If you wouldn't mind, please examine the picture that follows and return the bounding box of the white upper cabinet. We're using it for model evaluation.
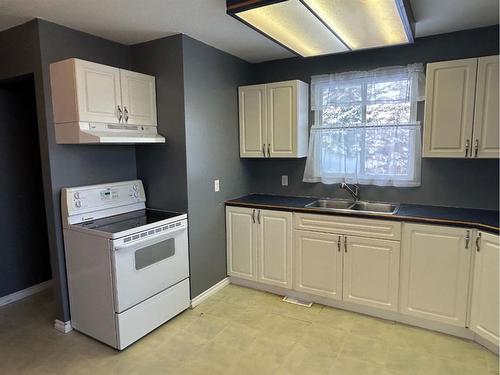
[473,56,499,158]
[238,84,267,157]
[400,223,472,326]
[423,56,499,158]
[50,58,157,126]
[239,80,308,158]
[423,58,477,158]
[470,231,499,347]
[51,59,122,124]
[294,230,343,300]
[119,69,157,126]
[343,236,400,312]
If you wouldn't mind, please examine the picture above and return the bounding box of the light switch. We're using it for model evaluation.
[281,175,288,186]
[214,179,220,192]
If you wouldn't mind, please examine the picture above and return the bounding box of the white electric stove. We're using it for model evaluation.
[61,180,190,350]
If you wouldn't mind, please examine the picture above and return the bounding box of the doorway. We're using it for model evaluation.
[0,75,52,303]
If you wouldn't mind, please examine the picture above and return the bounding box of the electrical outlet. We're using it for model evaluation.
[281,175,288,186]
[214,179,220,192]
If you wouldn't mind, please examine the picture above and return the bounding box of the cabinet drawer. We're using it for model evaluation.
[294,213,401,241]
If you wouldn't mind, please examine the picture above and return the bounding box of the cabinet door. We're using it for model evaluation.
[472,56,499,158]
[423,58,477,158]
[120,69,157,126]
[343,236,400,311]
[239,85,267,157]
[294,231,343,300]
[267,81,297,157]
[256,209,293,288]
[400,223,472,326]
[226,207,257,281]
[74,59,122,124]
[470,231,499,347]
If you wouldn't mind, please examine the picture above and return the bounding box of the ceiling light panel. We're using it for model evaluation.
[302,0,412,50]
[233,0,349,57]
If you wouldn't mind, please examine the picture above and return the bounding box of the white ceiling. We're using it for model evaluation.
[0,0,498,63]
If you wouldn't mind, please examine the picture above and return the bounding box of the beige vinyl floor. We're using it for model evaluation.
[0,284,498,375]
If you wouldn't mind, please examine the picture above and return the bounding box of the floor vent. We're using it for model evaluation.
[282,296,313,307]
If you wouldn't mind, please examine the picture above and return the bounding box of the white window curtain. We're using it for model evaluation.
[303,64,425,187]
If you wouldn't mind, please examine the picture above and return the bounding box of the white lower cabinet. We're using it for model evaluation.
[470,231,499,347]
[294,230,343,300]
[226,207,499,352]
[400,223,472,326]
[226,206,257,281]
[343,236,400,312]
[226,207,292,288]
[257,210,293,289]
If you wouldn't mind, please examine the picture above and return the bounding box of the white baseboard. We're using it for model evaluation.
[0,280,52,307]
[191,277,230,308]
[474,334,500,355]
[54,319,73,334]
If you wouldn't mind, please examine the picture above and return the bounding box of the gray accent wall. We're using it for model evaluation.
[248,26,499,210]
[131,34,189,213]
[131,35,252,298]
[182,36,252,297]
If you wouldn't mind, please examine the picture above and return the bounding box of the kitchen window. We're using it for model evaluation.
[303,64,425,187]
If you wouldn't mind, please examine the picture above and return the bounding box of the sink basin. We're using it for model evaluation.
[350,201,399,214]
[305,199,399,215]
[305,199,354,210]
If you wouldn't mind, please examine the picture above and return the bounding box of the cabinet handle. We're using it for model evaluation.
[262,144,266,157]
[251,209,255,224]
[257,210,261,224]
[465,139,470,157]
[117,105,123,122]
[344,236,347,253]
[337,236,341,252]
[474,139,479,158]
[465,230,470,249]
[124,106,129,123]
[267,144,271,158]
[476,232,482,252]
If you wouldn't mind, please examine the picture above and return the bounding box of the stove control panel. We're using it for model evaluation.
[62,180,146,224]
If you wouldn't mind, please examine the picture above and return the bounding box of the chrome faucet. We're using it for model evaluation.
[340,183,360,201]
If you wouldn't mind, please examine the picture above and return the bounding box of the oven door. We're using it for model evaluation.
[111,220,189,313]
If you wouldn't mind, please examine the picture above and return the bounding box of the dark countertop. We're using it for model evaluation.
[226,194,499,233]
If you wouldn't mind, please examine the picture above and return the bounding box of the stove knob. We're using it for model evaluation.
[75,200,82,208]
[133,184,138,191]
[74,192,80,199]
[133,191,139,198]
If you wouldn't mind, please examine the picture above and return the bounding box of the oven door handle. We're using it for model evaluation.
[114,226,186,252]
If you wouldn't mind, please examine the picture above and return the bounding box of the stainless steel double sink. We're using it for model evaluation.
[305,199,399,215]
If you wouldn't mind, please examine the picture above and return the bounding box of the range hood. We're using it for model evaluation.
[55,122,165,144]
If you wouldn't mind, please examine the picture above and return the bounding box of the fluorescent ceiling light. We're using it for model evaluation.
[302,0,414,49]
[228,0,349,57]
[227,0,415,57]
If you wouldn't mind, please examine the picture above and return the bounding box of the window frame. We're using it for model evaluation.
[312,77,420,183]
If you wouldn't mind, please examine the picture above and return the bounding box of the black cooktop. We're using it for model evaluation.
[77,209,184,234]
